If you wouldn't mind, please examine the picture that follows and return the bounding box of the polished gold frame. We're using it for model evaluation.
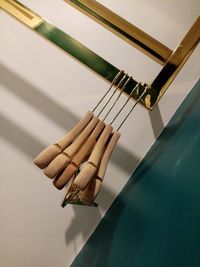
[64,0,200,108]
[1,0,200,109]
[64,0,172,65]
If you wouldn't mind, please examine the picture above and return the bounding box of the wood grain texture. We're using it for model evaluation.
[73,125,113,190]
[53,121,105,190]
[80,131,120,203]
[33,111,93,169]
[63,117,99,157]
[44,153,70,178]
[33,144,62,169]
[57,111,93,149]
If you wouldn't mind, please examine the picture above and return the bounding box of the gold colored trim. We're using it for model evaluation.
[64,0,173,65]
[0,0,146,107]
[146,16,200,109]
[0,0,199,110]
[1,0,42,28]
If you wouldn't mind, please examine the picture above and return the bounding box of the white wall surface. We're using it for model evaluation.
[0,1,199,266]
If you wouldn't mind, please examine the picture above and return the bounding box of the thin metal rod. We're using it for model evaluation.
[103,75,131,121]
[110,82,141,125]
[92,70,123,113]
[97,73,127,117]
[117,86,148,131]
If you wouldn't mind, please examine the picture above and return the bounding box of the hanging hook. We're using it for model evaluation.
[92,70,123,113]
[110,81,141,126]
[102,75,131,121]
[96,73,127,117]
[117,85,148,131]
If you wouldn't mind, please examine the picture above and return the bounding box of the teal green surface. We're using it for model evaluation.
[71,79,200,267]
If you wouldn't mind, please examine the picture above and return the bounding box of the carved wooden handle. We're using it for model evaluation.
[97,131,121,179]
[88,124,113,167]
[53,120,105,189]
[33,111,93,169]
[73,125,113,190]
[44,116,99,178]
[79,131,120,203]
[63,117,99,157]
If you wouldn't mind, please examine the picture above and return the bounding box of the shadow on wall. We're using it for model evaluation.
[0,62,151,173]
[0,62,165,250]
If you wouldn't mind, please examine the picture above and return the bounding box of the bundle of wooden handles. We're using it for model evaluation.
[33,70,146,207]
[34,111,120,206]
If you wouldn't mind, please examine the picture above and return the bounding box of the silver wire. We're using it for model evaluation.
[97,73,127,117]
[110,81,141,125]
[117,86,148,131]
[102,75,131,121]
[92,70,123,113]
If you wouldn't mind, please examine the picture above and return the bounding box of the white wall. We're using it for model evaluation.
[0,1,199,266]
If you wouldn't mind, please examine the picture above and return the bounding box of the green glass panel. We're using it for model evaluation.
[71,79,200,267]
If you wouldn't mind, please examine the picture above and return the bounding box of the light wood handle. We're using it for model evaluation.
[57,111,93,149]
[44,153,70,178]
[80,131,120,203]
[73,163,96,190]
[63,117,99,158]
[73,125,113,190]
[53,163,77,189]
[88,124,113,167]
[33,111,93,169]
[44,117,98,180]
[33,144,62,169]
[72,120,105,166]
[97,131,121,179]
[53,121,105,190]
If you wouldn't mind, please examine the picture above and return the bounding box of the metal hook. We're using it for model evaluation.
[97,73,127,117]
[117,84,148,131]
[102,75,131,121]
[92,70,123,113]
[110,81,141,126]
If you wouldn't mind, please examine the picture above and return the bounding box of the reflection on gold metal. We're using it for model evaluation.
[146,16,200,109]
[0,0,199,110]
[64,0,173,65]
[1,0,42,28]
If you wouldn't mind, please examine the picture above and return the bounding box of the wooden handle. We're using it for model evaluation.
[88,124,113,166]
[44,116,98,178]
[72,120,105,166]
[57,111,93,149]
[53,163,77,190]
[53,121,105,190]
[63,117,99,158]
[79,131,120,203]
[33,111,93,169]
[97,131,121,179]
[44,153,70,178]
[73,125,113,190]
[73,162,96,190]
[33,144,62,169]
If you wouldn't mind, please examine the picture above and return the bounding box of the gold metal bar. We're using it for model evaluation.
[1,0,42,28]
[1,0,199,111]
[0,0,146,105]
[64,0,173,65]
[145,16,200,109]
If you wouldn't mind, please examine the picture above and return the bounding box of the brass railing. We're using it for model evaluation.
[0,0,199,109]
